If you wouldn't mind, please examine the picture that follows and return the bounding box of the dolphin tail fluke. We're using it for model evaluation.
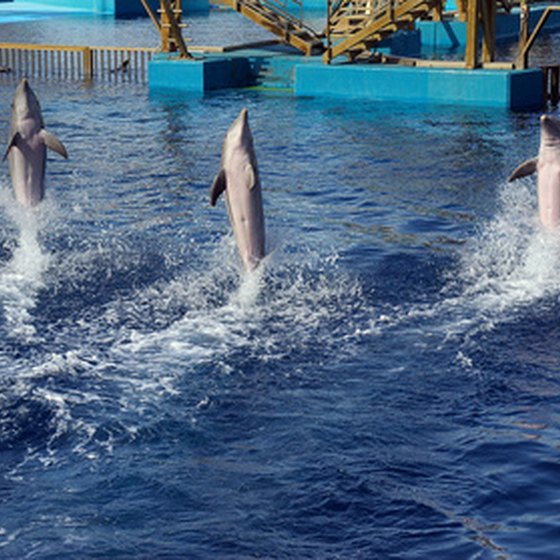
[210,169,227,206]
[508,157,538,182]
[3,132,21,162]
[40,129,68,159]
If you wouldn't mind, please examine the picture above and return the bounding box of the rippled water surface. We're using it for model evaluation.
[0,7,560,560]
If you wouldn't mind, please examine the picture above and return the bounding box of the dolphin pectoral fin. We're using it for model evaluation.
[244,163,256,190]
[210,169,227,206]
[508,157,538,182]
[40,129,68,159]
[3,132,21,161]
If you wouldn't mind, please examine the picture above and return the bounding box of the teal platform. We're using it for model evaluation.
[295,64,544,110]
[149,53,255,92]
[149,49,545,110]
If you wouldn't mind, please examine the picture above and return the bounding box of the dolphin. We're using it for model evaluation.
[4,78,68,207]
[210,108,265,271]
[509,114,560,230]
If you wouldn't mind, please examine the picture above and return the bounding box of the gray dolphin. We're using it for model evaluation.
[4,79,68,207]
[210,108,265,271]
[509,115,560,230]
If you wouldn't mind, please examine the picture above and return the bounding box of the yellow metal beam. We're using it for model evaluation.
[83,46,93,80]
[465,0,479,69]
[325,0,437,62]
[140,0,161,32]
[518,0,529,66]
[0,42,156,53]
[160,0,192,58]
[480,0,496,64]
[431,0,443,22]
[456,0,467,21]
[516,5,560,69]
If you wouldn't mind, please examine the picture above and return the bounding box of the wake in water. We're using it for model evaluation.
[0,189,68,474]
[452,178,560,327]
[110,234,367,376]
[0,189,52,343]
[371,178,560,349]
[3,171,558,465]
[0,224,371,467]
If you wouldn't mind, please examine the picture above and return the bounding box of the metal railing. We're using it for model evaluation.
[0,43,157,82]
[260,0,305,29]
[325,0,435,63]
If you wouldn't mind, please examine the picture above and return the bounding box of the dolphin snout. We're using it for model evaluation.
[540,114,560,139]
[238,107,249,124]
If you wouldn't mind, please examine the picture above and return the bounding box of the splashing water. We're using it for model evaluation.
[371,179,560,346]
[456,178,560,316]
[0,193,51,342]
[110,235,366,380]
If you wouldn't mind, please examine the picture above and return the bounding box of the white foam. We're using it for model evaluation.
[379,179,560,349]
[108,236,366,380]
[0,193,52,341]
[346,178,560,357]
[0,224,369,465]
[457,179,560,313]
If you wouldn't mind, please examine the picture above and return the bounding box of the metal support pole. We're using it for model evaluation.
[457,0,468,22]
[516,1,529,69]
[160,0,191,58]
[83,46,93,80]
[481,0,496,64]
[465,0,480,69]
[551,65,560,105]
[140,0,161,32]
[326,0,332,64]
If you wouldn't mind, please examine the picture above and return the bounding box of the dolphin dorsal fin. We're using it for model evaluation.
[39,129,68,159]
[3,131,21,161]
[508,157,538,182]
[210,169,227,206]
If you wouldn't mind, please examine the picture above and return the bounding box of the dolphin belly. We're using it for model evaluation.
[538,163,560,230]
[226,184,265,270]
[509,115,560,230]
[8,143,46,207]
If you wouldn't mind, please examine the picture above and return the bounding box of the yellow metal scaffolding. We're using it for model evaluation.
[141,0,192,58]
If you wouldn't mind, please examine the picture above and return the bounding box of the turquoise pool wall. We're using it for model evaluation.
[11,0,208,15]
[295,64,544,110]
[418,5,560,49]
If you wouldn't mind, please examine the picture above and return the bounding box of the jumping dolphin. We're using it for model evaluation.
[4,79,68,207]
[210,108,265,271]
[509,114,560,230]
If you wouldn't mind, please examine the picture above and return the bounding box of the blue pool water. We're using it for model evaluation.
[1,10,560,560]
